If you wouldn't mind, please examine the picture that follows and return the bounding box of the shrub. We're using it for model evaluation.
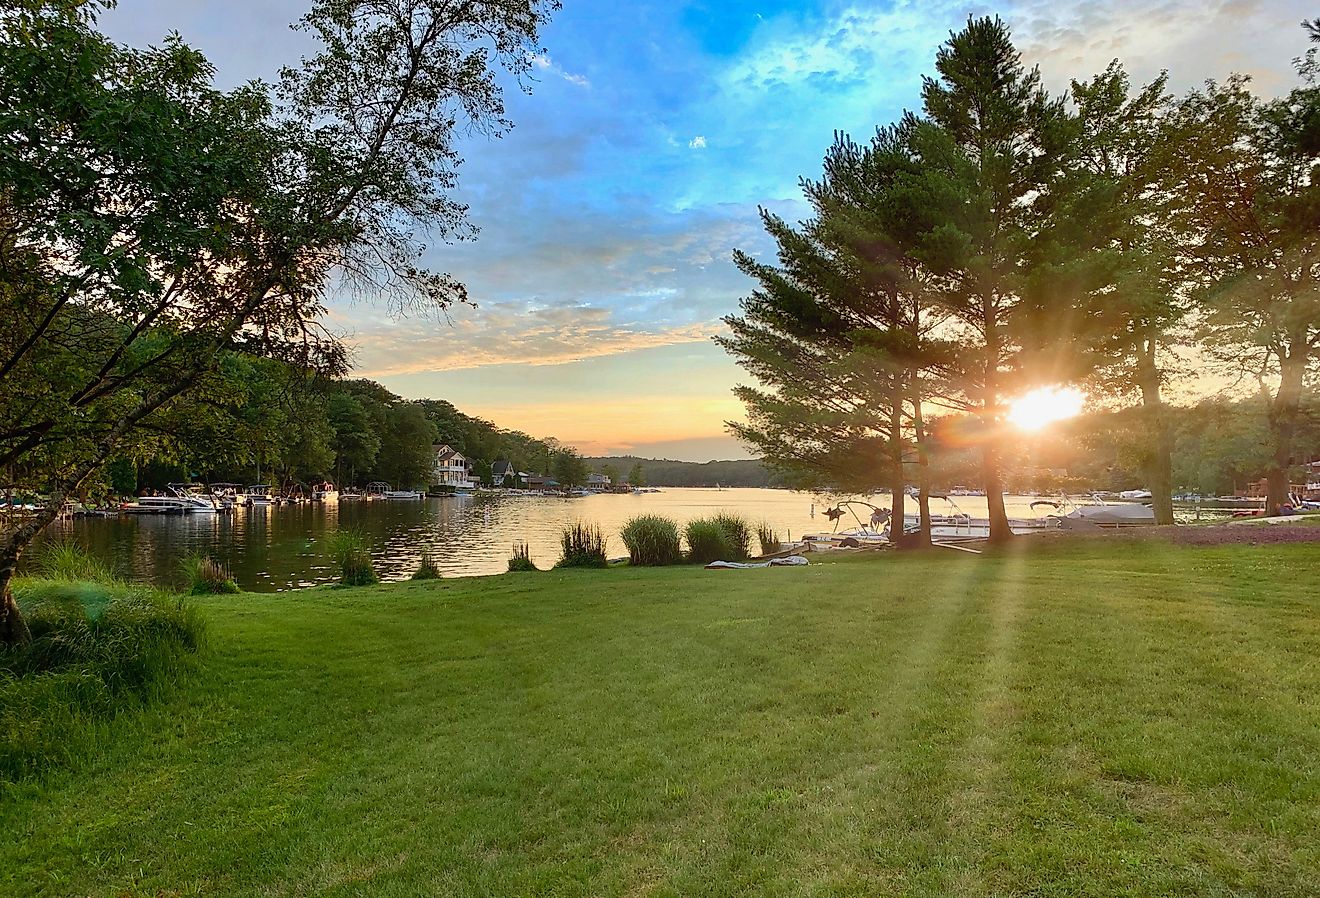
[757,521,782,556]
[181,554,240,595]
[712,512,753,561]
[411,549,442,580]
[685,513,752,564]
[684,518,735,565]
[620,515,682,566]
[508,542,539,573]
[1,582,204,782]
[556,523,608,569]
[33,541,115,584]
[325,528,378,586]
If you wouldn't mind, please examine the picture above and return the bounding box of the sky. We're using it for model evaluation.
[100,0,1310,460]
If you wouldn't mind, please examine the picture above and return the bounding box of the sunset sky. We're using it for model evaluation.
[102,1,1309,460]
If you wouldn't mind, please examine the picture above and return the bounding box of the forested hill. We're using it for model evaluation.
[587,457,771,488]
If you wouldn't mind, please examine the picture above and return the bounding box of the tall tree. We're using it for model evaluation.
[908,16,1070,541]
[721,125,940,544]
[1022,63,1184,523]
[0,0,559,642]
[1165,25,1320,515]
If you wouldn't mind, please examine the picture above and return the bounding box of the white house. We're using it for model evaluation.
[586,472,611,490]
[491,460,515,487]
[432,444,478,490]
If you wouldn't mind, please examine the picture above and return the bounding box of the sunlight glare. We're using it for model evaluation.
[1007,386,1085,431]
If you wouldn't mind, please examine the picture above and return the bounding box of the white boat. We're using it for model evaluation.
[246,484,275,505]
[1031,495,1156,528]
[311,482,339,502]
[124,484,224,514]
[367,481,423,500]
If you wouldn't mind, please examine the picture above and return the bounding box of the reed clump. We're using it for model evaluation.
[1,578,204,783]
[556,523,608,569]
[181,555,239,595]
[325,528,378,586]
[685,513,753,565]
[411,549,442,581]
[34,540,116,584]
[508,542,539,572]
[757,521,782,556]
[620,515,683,566]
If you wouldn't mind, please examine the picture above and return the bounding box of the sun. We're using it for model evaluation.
[1007,386,1086,431]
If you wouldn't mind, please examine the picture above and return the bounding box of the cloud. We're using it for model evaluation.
[530,52,591,88]
[688,135,708,149]
[348,304,723,377]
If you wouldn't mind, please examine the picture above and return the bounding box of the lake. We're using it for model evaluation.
[31,489,1219,591]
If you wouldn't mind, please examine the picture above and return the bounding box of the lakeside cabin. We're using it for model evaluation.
[432,444,478,491]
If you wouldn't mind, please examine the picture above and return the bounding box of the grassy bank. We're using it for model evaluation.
[4,540,1320,896]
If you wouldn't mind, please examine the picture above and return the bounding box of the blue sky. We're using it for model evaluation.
[101,0,1309,459]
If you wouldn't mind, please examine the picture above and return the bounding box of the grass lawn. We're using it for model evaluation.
[4,540,1320,896]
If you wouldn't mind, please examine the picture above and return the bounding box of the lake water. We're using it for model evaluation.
[32,489,1217,591]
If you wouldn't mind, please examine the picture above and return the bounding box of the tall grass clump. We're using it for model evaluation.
[712,512,753,560]
[685,513,753,564]
[757,521,782,556]
[508,542,539,572]
[556,523,608,569]
[1,582,204,782]
[181,554,239,594]
[34,541,115,584]
[411,549,442,580]
[325,528,378,586]
[620,515,682,566]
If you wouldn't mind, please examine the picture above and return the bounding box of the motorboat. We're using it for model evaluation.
[1031,494,1156,528]
[311,482,339,502]
[124,484,224,514]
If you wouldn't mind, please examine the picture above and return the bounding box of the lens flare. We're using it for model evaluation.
[1007,386,1085,431]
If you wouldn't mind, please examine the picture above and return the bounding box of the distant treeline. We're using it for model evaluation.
[587,457,772,489]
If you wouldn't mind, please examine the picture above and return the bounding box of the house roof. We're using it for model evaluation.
[433,444,462,461]
[492,460,513,474]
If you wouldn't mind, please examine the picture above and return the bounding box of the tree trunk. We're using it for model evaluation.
[982,291,1012,543]
[1137,341,1175,526]
[0,498,66,645]
[1265,351,1307,517]
[889,382,906,545]
[910,384,933,547]
[983,444,1012,543]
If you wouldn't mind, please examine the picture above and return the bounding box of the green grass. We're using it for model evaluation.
[4,540,1320,896]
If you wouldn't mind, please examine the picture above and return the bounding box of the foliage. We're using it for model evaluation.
[507,542,539,573]
[619,516,683,566]
[556,523,608,569]
[628,462,646,487]
[588,456,768,488]
[180,555,239,595]
[551,451,590,489]
[0,0,561,642]
[1,580,203,782]
[756,523,782,556]
[411,550,442,581]
[325,529,378,587]
[681,518,733,565]
[33,541,116,584]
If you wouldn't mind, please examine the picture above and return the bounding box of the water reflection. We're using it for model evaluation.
[35,489,829,591]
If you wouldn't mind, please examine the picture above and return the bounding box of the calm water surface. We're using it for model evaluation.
[33,489,1207,591]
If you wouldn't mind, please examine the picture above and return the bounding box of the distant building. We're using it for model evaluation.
[491,460,515,487]
[586,472,611,490]
[432,444,477,490]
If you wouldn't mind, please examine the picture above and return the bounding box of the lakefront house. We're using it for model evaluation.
[432,444,478,491]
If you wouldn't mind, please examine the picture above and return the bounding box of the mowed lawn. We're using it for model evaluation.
[5,541,1320,896]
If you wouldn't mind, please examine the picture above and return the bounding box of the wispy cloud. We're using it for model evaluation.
[688,135,707,149]
[349,304,722,377]
[530,52,591,88]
